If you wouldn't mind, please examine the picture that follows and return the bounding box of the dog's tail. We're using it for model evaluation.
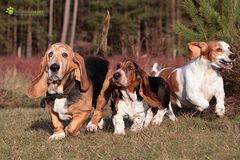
[96,11,110,58]
[150,62,160,76]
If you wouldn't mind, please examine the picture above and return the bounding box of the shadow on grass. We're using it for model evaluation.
[29,119,54,134]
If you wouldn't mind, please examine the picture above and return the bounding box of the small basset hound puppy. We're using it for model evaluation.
[110,60,175,135]
[27,12,111,140]
[152,41,237,116]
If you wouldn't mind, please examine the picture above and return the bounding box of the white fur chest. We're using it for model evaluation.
[53,98,71,120]
[182,58,224,102]
[48,87,71,120]
[117,90,147,119]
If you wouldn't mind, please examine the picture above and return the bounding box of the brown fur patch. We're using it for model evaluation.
[168,70,179,93]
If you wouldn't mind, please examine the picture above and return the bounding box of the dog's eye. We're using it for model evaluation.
[127,66,133,71]
[216,48,223,52]
[116,64,121,69]
[48,52,53,57]
[62,52,68,58]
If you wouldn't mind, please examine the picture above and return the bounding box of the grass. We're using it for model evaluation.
[0,108,240,160]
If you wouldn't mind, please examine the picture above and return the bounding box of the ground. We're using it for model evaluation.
[0,108,240,160]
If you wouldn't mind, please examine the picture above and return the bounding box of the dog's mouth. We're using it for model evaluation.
[112,78,127,87]
[48,75,61,83]
[218,59,233,69]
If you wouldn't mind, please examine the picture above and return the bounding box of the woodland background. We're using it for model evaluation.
[1,0,239,58]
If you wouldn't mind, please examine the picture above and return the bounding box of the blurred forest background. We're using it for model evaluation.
[1,0,240,58]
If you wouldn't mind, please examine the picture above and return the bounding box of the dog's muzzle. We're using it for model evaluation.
[48,63,61,83]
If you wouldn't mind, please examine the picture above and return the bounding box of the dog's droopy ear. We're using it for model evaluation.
[187,42,208,59]
[27,55,48,98]
[73,53,90,91]
[137,67,163,109]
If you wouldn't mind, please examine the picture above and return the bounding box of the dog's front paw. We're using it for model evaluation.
[114,129,125,135]
[151,108,167,125]
[97,118,104,130]
[130,125,142,132]
[86,121,98,132]
[48,132,65,140]
[216,107,225,117]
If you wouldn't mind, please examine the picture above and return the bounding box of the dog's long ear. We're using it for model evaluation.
[137,67,163,109]
[187,42,208,59]
[73,53,90,91]
[27,55,48,98]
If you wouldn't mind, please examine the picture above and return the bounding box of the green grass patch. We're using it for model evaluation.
[0,108,240,160]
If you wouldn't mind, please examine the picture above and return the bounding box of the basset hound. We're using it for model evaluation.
[152,41,237,116]
[27,12,111,140]
[110,60,176,135]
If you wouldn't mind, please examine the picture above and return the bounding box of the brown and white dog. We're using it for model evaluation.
[110,60,175,135]
[27,12,111,140]
[152,41,237,116]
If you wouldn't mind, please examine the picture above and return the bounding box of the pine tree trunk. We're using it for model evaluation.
[61,0,71,43]
[13,16,17,55]
[7,16,10,55]
[144,21,150,55]
[176,0,181,54]
[171,0,176,58]
[48,0,54,45]
[26,16,32,58]
[70,0,78,48]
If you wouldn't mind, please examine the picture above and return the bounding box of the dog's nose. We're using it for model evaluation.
[113,72,121,79]
[50,63,60,72]
[229,54,236,60]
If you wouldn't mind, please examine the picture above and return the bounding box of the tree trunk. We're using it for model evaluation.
[171,0,176,58]
[7,16,10,55]
[13,16,17,55]
[144,21,150,55]
[26,16,32,58]
[61,0,71,43]
[48,0,54,45]
[70,0,78,48]
[176,0,181,54]
[18,45,22,58]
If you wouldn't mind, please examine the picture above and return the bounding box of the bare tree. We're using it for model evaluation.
[70,0,78,48]
[61,0,71,43]
[171,0,176,58]
[26,16,32,58]
[48,0,54,45]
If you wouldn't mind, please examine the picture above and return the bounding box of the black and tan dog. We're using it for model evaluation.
[27,12,111,140]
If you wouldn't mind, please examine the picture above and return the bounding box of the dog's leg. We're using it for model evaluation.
[151,108,167,125]
[166,102,177,121]
[144,108,153,128]
[48,107,65,140]
[112,114,125,135]
[214,80,225,117]
[65,111,90,136]
[186,91,209,111]
[131,112,145,132]
[86,73,113,132]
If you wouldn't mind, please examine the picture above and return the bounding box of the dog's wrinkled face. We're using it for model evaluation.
[46,43,74,83]
[112,60,139,87]
[207,41,236,69]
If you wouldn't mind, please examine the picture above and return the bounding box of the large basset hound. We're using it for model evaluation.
[152,41,237,116]
[27,12,111,140]
[110,60,176,135]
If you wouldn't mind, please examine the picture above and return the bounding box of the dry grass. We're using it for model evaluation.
[0,108,240,160]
